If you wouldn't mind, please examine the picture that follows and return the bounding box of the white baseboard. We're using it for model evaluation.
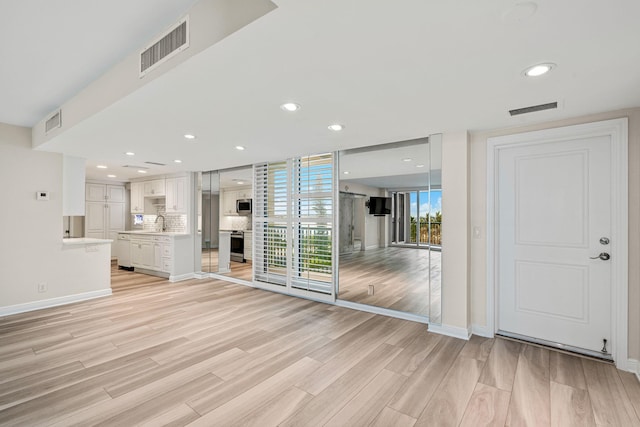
[428,323,471,340]
[471,324,493,338]
[334,300,429,324]
[0,289,112,317]
[169,273,196,282]
[626,359,640,380]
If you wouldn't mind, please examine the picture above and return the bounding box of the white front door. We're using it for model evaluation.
[496,130,616,355]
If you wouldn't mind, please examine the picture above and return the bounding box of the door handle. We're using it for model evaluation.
[590,252,610,261]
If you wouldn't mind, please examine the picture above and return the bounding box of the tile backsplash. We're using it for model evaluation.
[143,208,187,233]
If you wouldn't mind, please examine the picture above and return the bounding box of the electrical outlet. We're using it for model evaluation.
[368,284,375,296]
[38,283,47,293]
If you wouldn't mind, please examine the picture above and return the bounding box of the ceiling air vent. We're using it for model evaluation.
[45,110,62,133]
[509,102,558,116]
[140,16,189,77]
[145,161,166,166]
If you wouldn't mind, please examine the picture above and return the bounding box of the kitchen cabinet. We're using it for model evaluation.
[128,234,174,274]
[143,179,165,197]
[86,183,125,202]
[130,182,144,213]
[85,183,125,257]
[221,190,236,216]
[131,237,154,269]
[166,176,187,213]
[221,187,251,216]
[119,231,193,281]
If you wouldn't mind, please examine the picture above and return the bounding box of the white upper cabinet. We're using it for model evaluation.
[143,179,165,197]
[130,182,144,213]
[166,176,187,213]
[107,185,125,202]
[86,183,106,202]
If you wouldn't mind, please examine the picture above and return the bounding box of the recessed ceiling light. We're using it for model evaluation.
[125,152,135,156]
[328,124,344,131]
[343,171,350,175]
[184,134,196,140]
[416,164,425,168]
[402,158,412,162]
[174,159,182,163]
[237,181,244,185]
[280,103,301,112]
[235,145,246,151]
[524,63,555,77]
[97,165,107,169]
[107,174,117,178]
[138,170,147,174]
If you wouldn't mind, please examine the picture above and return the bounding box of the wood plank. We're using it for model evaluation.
[619,370,640,422]
[385,332,441,377]
[280,343,404,427]
[137,403,200,427]
[324,369,407,427]
[459,383,510,427]
[388,336,466,418]
[506,345,551,426]
[232,386,314,427]
[550,351,587,390]
[459,335,494,362]
[186,357,322,426]
[478,337,522,391]
[370,406,417,427]
[415,356,485,426]
[550,381,595,427]
[582,359,640,426]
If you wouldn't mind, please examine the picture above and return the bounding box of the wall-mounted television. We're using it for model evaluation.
[368,196,391,216]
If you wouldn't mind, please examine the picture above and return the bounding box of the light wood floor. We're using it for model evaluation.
[0,266,639,426]
[339,247,441,316]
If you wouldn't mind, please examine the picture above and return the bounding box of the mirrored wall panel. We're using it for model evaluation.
[217,166,253,281]
[200,171,220,274]
[337,137,442,323]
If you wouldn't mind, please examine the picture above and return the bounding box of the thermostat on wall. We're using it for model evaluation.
[36,191,49,201]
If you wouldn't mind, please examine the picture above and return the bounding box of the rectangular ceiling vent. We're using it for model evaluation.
[144,161,166,166]
[509,102,558,116]
[123,165,149,170]
[140,16,189,77]
[45,110,62,133]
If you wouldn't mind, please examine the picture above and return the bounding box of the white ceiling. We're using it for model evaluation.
[2,0,640,182]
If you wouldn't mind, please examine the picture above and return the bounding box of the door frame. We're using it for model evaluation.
[486,118,628,367]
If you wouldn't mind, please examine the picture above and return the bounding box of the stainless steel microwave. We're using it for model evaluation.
[236,199,252,215]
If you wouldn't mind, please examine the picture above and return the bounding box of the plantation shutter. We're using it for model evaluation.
[253,161,289,286]
[291,153,333,293]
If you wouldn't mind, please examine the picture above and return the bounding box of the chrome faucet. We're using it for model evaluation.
[155,214,166,232]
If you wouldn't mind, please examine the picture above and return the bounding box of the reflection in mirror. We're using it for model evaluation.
[218,166,253,281]
[201,171,220,273]
[428,134,442,324]
[338,137,442,321]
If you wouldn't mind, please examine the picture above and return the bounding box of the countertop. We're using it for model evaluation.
[62,238,113,245]
[118,230,190,237]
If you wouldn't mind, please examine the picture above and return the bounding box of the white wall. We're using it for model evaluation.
[469,108,640,361]
[0,123,111,310]
[440,131,470,332]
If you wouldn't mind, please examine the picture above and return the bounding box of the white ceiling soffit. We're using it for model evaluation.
[23,0,640,181]
[0,0,199,127]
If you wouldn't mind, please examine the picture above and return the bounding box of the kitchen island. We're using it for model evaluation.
[116,231,194,282]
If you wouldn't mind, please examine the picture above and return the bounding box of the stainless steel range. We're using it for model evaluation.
[230,230,245,263]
